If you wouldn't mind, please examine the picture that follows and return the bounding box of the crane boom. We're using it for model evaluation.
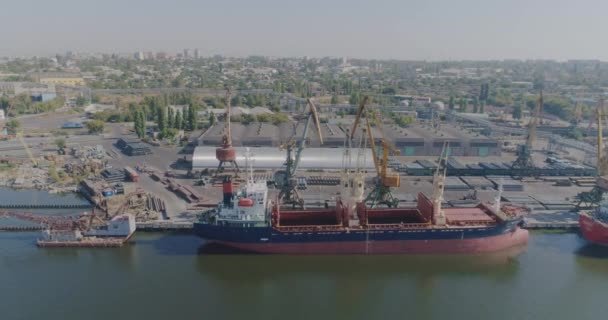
[292,99,323,174]
[351,96,369,140]
[224,88,232,146]
[526,89,543,150]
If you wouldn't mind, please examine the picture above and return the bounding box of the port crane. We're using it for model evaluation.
[576,98,608,209]
[431,142,449,226]
[215,88,239,176]
[351,96,401,208]
[275,98,323,208]
[511,90,543,174]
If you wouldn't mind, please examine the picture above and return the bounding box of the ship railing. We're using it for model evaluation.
[275,225,344,232]
[447,220,496,227]
[366,223,430,230]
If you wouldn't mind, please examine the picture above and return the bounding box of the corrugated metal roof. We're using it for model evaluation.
[192,146,376,171]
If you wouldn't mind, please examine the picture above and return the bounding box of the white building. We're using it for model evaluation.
[0,109,5,120]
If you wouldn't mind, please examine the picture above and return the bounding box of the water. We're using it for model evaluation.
[0,187,91,207]
[0,231,607,320]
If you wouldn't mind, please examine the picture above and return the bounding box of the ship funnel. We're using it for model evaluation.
[223,176,234,206]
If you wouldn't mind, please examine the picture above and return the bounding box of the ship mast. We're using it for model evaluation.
[432,142,449,226]
[244,147,254,185]
[494,178,503,213]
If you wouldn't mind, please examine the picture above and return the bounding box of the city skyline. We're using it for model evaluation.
[1,0,607,60]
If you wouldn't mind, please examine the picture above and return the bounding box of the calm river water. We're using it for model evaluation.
[0,230,607,320]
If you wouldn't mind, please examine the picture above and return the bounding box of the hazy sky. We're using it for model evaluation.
[1,0,606,60]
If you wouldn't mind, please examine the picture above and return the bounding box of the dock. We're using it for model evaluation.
[0,225,45,231]
[523,211,580,230]
[136,221,194,231]
[0,204,92,209]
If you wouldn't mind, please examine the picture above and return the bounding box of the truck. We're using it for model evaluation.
[124,166,139,182]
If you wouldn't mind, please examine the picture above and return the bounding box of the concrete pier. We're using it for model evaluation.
[136,221,193,231]
[523,211,579,230]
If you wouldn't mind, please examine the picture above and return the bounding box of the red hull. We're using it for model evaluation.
[214,228,529,254]
[580,214,608,246]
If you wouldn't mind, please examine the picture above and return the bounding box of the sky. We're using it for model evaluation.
[1,0,607,60]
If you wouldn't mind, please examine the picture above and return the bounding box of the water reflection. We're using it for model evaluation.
[195,243,526,285]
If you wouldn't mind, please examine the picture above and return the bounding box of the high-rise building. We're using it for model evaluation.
[183,49,190,59]
[134,51,144,60]
[194,48,199,59]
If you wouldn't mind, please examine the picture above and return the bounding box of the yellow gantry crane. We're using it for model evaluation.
[576,98,608,209]
[351,96,401,208]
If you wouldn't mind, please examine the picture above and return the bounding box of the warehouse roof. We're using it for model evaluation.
[192,146,376,171]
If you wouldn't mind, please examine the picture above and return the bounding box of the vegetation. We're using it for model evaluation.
[86,120,105,134]
[5,119,20,135]
[0,94,65,116]
[133,110,146,138]
[54,138,66,149]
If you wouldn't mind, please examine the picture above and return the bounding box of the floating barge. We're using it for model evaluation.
[36,215,136,248]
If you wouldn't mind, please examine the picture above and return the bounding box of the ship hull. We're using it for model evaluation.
[194,220,528,255]
[579,213,608,246]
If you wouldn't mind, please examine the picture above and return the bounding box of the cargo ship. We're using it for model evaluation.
[579,203,608,246]
[194,173,529,254]
[37,214,136,248]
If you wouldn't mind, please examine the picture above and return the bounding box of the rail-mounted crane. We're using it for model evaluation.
[512,90,543,174]
[215,88,239,176]
[576,98,608,209]
[275,98,323,208]
[351,96,401,208]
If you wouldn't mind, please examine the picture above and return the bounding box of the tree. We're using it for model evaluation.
[458,97,467,112]
[209,112,216,126]
[349,92,361,105]
[54,138,66,149]
[272,113,289,125]
[182,108,188,127]
[256,113,272,123]
[167,107,174,129]
[5,119,20,135]
[134,110,146,138]
[512,104,523,120]
[479,83,490,101]
[76,96,88,107]
[157,106,167,133]
[174,110,182,130]
[187,105,197,130]
[86,120,105,134]
[448,96,455,110]
[241,114,255,125]
[473,97,479,113]
[479,100,485,114]
[331,95,339,104]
